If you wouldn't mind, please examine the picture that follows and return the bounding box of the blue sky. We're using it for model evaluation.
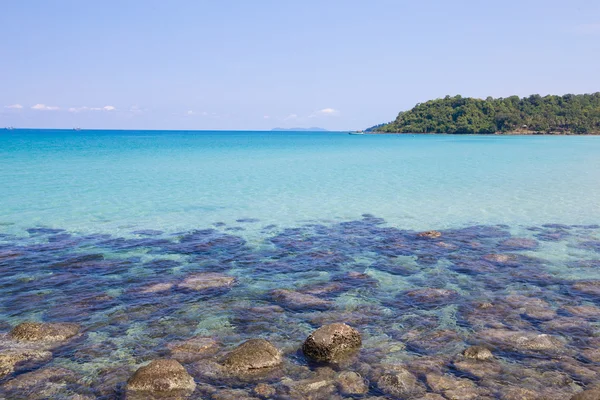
[1,0,599,130]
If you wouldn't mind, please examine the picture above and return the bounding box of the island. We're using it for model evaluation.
[369,93,600,134]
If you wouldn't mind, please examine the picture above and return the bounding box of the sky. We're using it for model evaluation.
[1,0,599,131]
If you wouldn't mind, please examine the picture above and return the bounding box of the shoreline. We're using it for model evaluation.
[368,131,600,136]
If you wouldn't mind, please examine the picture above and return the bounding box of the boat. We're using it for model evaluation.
[348,130,365,135]
[5,126,14,130]
[73,127,82,131]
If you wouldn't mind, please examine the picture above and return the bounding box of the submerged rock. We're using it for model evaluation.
[453,359,502,379]
[126,359,196,393]
[377,367,425,398]
[253,383,276,398]
[417,230,442,239]
[463,346,493,361]
[9,322,80,342]
[178,272,236,291]
[221,339,282,373]
[478,329,566,355]
[140,282,174,294]
[302,323,361,362]
[403,329,464,355]
[335,371,368,395]
[572,281,600,297]
[563,305,600,318]
[0,349,52,377]
[403,288,458,309]
[168,336,220,363]
[271,289,332,310]
[571,384,600,400]
[1,366,77,391]
[426,373,486,399]
[498,237,539,250]
[282,371,337,399]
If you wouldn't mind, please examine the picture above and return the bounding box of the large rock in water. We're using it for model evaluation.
[302,323,361,362]
[221,339,282,372]
[9,322,80,342]
[126,359,196,393]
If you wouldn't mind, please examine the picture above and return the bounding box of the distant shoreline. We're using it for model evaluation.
[368,131,600,136]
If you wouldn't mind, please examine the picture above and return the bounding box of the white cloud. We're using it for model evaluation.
[319,108,338,114]
[263,115,270,119]
[308,108,340,118]
[284,113,298,120]
[4,104,23,109]
[186,110,195,115]
[68,105,116,113]
[31,104,60,111]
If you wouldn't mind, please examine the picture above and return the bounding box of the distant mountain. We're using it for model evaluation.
[271,127,328,132]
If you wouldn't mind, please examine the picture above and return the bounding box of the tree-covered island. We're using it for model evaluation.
[369,93,600,134]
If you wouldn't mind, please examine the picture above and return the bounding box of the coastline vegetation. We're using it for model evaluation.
[370,93,600,134]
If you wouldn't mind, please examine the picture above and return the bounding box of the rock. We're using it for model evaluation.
[212,388,260,400]
[282,368,337,399]
[404,288,458,308]
[572,385,600,400]
[377,367,425,398]
[499,238,539,250]
[178,272,235,291]
[563,305,600,318]
[253,383,276,398]
[581,348,600,363]
[221,339,281,372]
[463,346,493,361]
[140,282,174,294]
[500,386,544,400]
[9,322,80,342]
[453,359,502,379]
[403,329,464,355]
[417,231,442,239]
[302,323,362,362]
[284,377,336,399]
[425,373,488,399]
[0,349,52,377]
[541,317,591,336]
[483,254,518,265]
[126,359,196,393]
[168,336,219,363]
[336,371,368,395]
[503,295,556,321]
[406,356,449,376]
[416,395,446,400]
[271,289,332,310]
[478,329,565,354]
[2,366,77,390]
[572,281,600,296]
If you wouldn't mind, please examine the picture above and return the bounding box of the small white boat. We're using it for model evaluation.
[348,130,365,135]
[73,127,82,131]
[5,126,14,130]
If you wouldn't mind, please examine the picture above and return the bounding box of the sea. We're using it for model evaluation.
[1,129,600,398]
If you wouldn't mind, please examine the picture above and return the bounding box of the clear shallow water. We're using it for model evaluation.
[1,130,600,399]
[1,130,600,237]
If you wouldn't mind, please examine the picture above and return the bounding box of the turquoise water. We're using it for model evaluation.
[1,130,600,399]
[1,130,599,237]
